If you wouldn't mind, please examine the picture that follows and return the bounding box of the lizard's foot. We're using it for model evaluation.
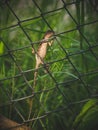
[32,48,35,53]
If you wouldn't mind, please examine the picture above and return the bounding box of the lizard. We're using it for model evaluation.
[32,30,55,88]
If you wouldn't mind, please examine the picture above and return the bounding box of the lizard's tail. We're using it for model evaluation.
[28,69,37,120]
[33,71,37,88]
[33,59,40,89]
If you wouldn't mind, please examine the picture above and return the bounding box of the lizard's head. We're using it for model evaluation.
[43,30,55,46]
[44,30,54,39]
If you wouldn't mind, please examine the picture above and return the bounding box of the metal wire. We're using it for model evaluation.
[0,0,98,129]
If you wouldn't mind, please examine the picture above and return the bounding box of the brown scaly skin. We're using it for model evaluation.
[28,30,54,120]
[32,30,55,88]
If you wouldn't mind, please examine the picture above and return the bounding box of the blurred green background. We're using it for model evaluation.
[0,0,98,130]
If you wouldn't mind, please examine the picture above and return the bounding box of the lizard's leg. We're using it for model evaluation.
[33,55,41,88]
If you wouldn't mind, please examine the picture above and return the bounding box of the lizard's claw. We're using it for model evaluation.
[32,48,35,54]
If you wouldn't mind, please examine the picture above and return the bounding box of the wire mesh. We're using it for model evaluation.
[0,0,98,130]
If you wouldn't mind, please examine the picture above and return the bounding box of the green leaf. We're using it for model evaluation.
[73,99,98,130]
[0,41,4,54]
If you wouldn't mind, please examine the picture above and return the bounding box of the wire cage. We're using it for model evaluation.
[0,0,98,130]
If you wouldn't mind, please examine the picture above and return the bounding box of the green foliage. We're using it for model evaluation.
[0,41,4,54]
[73,99,98,130]
[0,0,98,130]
